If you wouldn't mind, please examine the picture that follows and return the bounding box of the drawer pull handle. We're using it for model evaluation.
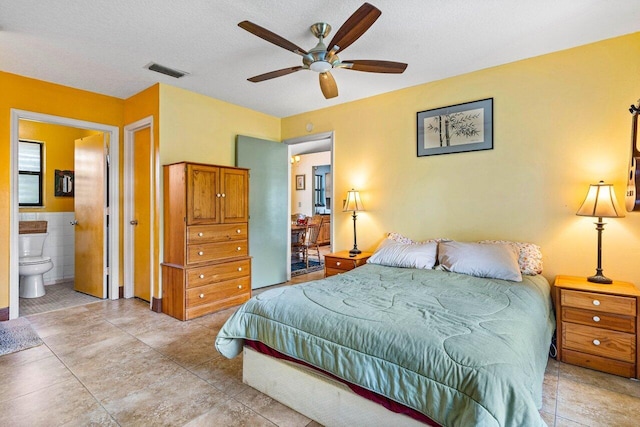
[237,246,241,251]
[238,267,242,271]
[592,339,601,346]
[336,261,341,266]
[199,293,204,299]
[236,229,241,234]
[198,251,204,256]
[199,274,205,279]
[592,315,600,322]
[592,299,600,306]
[237,285,242,289]
[198,232,204,237]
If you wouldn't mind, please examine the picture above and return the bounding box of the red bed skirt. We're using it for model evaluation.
[245,340,437,426]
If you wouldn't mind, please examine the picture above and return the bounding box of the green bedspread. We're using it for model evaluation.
[216,264,555,426]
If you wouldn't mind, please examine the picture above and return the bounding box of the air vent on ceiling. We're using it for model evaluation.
[145,62,189,78]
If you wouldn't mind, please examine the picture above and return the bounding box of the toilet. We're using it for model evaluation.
[19,232,54,298]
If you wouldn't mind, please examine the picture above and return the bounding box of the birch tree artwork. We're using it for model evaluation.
[424,108,484,148]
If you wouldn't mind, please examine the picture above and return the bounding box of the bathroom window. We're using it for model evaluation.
[18,140,43,207]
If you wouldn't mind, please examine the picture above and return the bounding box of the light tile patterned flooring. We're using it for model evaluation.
[1,266,639,426]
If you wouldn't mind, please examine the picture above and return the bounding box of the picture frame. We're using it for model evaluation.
[295,174,305,190]
[54,169,74,197]
[417,98,493,157]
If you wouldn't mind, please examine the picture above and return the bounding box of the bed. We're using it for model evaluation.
[215,239,555,426]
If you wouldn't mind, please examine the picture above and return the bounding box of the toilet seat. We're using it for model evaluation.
[19,256,52,266]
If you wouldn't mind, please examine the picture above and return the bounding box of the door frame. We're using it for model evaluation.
[9,109,120,319]
[283,131,335,278]
[123,116,156,304]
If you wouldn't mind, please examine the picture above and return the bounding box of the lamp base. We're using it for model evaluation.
[587,274,613,285]
[349,248,361,257]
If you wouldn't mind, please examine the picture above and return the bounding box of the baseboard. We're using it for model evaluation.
[0,306,9,321]
[151,297,162,313]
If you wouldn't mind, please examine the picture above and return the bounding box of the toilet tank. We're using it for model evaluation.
[19,233,48,257]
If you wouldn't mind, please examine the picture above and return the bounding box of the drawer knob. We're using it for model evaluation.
[237,285,242,289]
[198,251,204,256]
[198,232,204,237]
[199,274,205,279]
[221,193,226,198]
[592,299,600,306]
[336,261,341,266]
[199,293,204,299]
[217,193,221,198]
[238,267,242,271]
[236,229,241,234]
[592,315,600,322]
[237,246,241,251]
[592,339,601,346]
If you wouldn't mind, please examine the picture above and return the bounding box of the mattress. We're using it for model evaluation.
[216,263,555,426]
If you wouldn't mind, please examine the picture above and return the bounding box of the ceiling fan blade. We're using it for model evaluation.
[327,3,381,54]
[247,66,305,82]
[343,60,408,73]
[238,21,308,55]
[319,72,338,99]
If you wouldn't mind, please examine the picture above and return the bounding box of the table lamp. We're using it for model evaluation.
[576,181,624,284]
[343,189,364,257]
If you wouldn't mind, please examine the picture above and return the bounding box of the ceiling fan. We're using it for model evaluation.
[238,2,408,99]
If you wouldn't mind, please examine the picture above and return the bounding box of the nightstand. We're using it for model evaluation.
[553,275,640,379]
[324,251,372,277]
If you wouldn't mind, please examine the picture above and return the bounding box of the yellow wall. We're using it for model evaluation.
[282,32,640,284]
[18,121,95,213]
[0,71,124,310]
[159,84,281,166]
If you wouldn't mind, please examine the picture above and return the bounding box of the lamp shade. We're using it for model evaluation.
[343,189,364,212]
[576,181,624,218]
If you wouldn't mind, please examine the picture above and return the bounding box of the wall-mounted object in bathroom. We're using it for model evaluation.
[54,169,74,197]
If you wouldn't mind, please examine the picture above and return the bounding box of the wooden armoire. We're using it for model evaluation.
[161,162,251,320]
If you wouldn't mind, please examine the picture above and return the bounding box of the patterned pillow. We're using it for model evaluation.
[387,232,451,245]
[478,240,543,275]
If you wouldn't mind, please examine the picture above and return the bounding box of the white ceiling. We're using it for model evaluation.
[1,1,639,118]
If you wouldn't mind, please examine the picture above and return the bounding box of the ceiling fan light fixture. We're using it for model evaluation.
[310,61,332,73]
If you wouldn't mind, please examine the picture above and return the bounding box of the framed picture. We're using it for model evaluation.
[417,98,493,157]
[295,174,305,190]
[54,169,74,197]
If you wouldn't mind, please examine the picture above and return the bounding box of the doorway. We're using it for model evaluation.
[9,109,120,320]
[285,131,334,277]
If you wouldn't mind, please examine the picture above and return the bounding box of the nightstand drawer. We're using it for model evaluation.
[562,323,635,363]
[561,290,636,316]
[562,307,636,333]
[325,257,358,271]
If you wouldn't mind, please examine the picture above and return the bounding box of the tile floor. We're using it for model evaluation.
[2,266,639,426]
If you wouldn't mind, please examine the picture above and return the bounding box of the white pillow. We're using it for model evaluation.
[437,241,522,282]
[478,240,543,275]
[367,240,437,269]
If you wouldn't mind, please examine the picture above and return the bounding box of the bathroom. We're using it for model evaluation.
[17,120,100,314]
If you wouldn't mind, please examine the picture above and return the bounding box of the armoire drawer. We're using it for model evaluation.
[187,224,248,244]
[186,259,251,288]
[186,276,251,308]
[187,241,248,264]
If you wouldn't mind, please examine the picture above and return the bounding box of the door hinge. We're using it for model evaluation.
[105,206,110,216]
[104,267,110,276]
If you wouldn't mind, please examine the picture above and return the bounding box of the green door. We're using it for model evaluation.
[236,135,288,288]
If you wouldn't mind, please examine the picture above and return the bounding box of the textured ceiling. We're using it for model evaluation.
[1,1,639,118]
